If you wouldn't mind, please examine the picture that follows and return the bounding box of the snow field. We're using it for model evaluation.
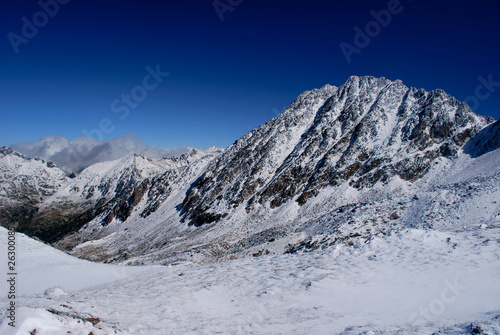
[1,226,500,334]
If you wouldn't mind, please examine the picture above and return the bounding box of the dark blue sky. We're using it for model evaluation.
[1,0,499,149]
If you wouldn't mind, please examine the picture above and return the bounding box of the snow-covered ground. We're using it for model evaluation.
[1,224,500,334]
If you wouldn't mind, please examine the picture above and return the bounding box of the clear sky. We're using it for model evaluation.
[1,0,499,149]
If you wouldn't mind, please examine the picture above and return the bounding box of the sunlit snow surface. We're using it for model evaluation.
[1,223,500,334]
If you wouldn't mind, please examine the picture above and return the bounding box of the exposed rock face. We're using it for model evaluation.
[180,76,491,226]
[139,149,221,219]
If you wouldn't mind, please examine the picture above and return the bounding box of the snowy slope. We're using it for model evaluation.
[1,224,500,334]
[0,227,151,334]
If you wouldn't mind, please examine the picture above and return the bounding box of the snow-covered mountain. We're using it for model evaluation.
[181,76,491,225]
[1,75,500,334]
[0,76,498,265]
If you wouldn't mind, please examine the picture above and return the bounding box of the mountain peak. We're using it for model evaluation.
[180,76,491,226]
[344,75,392,87]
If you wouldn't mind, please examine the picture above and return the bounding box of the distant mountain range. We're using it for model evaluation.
[1,76,499,265]
[10,133,193,174]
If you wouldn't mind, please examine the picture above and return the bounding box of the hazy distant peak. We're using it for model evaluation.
[10,134,194,174]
